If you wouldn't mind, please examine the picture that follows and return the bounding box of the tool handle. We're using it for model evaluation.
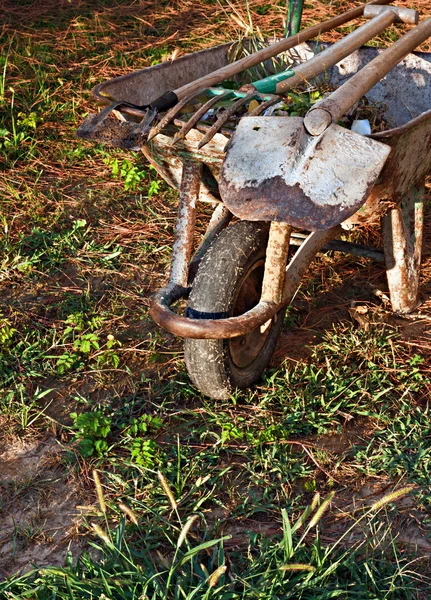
[251,70,295,93]
[174,0,394,101]
[275,8,397,93]
[305,15,431,135]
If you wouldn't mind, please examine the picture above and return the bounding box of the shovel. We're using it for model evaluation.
[219,9,431,231]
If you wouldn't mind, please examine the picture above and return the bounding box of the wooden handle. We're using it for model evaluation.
[174,0,394,100]
[305,15,431,136]
[275,8,397,93]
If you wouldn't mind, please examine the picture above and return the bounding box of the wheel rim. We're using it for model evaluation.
[228,259,273,369]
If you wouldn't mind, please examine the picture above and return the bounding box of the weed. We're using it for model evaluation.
[70,410,112,457]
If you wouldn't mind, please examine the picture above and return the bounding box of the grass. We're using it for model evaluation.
[1,0,431,596]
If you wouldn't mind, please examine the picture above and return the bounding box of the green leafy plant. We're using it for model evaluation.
[130,438,158,467]
[70,410,112,457]
[0,314,16,349]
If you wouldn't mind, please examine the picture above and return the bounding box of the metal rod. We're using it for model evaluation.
[197,92,255,149]
[261,222,292,304]
[382,184,424,313]
[169,161,202,287]
[249,96,282,116]
[289,233,385,261]
[172,91,231,144]
[147,90,205,141]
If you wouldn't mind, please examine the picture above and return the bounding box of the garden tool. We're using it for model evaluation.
[219,8,430,231]
[80,0,392,142]
[189,4,418,149]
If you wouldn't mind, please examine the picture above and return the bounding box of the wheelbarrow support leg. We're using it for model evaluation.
[261,222,292,304]
[382,183,425,313]
[169,160,202,288]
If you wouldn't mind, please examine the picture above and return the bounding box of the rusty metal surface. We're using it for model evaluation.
[149,226,340,339]
[169,161,202,287]
[219,117,391,230]
[372,110,431,202]
[150,283,280,339]
[93,43,232,108]
[147,92,204,142]
[383,184,424,313]
[196,92,256,149]
[172,92,231,144]
[261,222,292,304]
[142,130,227,203]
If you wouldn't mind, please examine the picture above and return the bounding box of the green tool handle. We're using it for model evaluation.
[253,69,295,93]
[285,0,305,37]
[205,69,295,99]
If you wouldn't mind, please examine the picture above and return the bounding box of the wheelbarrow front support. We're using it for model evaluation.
[149,159,341,339]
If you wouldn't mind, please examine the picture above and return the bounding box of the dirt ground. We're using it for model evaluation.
[0,427,87,578]
[2,0,431,580]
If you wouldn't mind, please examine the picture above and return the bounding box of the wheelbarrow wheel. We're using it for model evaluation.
[184,220,286,400]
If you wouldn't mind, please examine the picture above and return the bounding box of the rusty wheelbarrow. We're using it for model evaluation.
[78,11,431,399]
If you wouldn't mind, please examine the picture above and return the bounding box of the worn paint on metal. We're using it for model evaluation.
[261,222,292,304]
[382,184,424,313]
[219,117,391,230]
[169,161,202,287]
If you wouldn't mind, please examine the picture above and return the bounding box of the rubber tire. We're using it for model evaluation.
[184,220,286,400]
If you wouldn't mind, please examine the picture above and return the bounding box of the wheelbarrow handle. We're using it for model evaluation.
[173,0,394,103]
[305,15,431,136]
[274,6,415,95]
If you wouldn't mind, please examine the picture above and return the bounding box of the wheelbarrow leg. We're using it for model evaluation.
[261,222,292,304]
[169,160,202,288]
[382,183,425,314]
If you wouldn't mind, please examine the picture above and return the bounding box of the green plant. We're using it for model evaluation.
[70,410,112,457]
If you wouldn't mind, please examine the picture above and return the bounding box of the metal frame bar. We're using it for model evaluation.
[168,160,202,288]
[149,224,341,339]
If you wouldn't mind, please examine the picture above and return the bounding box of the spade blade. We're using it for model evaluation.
[219,117,391,230]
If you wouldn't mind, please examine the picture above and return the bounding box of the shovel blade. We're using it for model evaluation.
[219,117,391,230]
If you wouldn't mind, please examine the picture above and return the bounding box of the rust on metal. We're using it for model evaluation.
[147,91,204,141]
[382,184,424,313]
[169,160,202,287]
[172,91,232,144]
[197,92,255,149]
[372,109,431,202]
[219,117,391,230]
[150,283,280,339]
[149,226,340,339]
[261,222,292,304]
[249,96,281,117]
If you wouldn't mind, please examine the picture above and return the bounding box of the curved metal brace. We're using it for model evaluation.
[149,226,340,339]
